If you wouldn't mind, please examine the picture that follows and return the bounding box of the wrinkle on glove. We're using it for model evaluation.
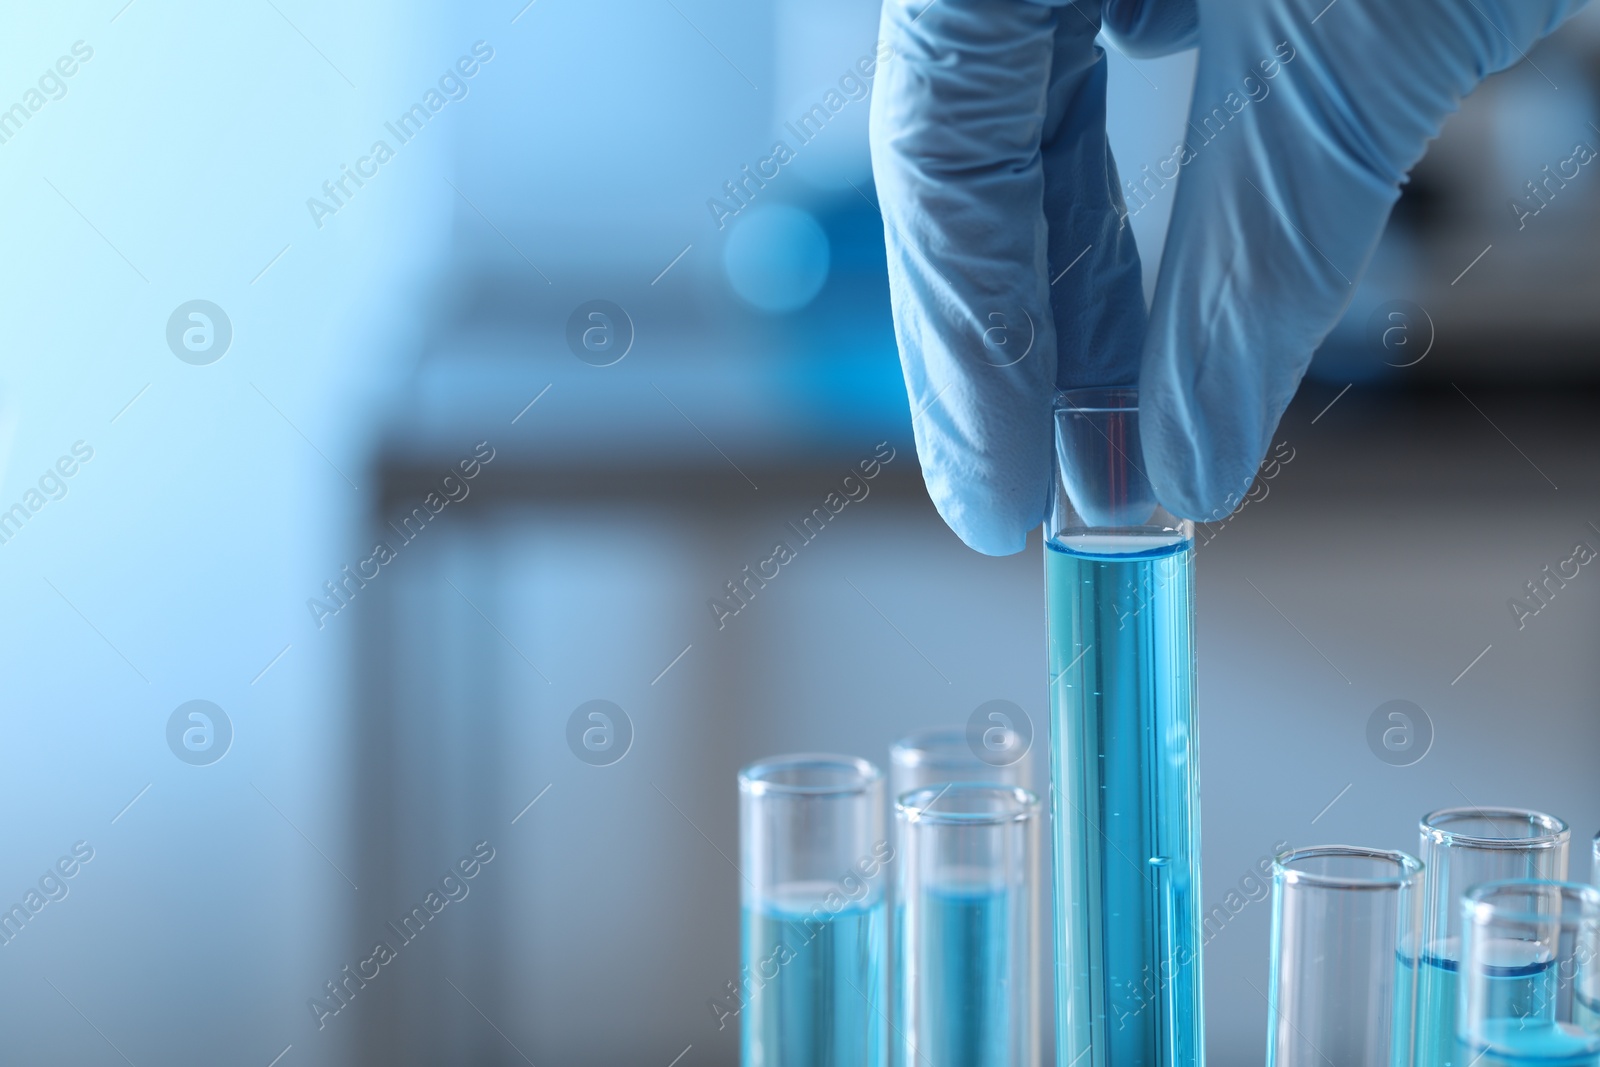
[869,0,1146,556]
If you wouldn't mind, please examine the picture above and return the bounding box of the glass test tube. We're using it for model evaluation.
[739,754,890,1067]
[1265,846,1424,1067]
[897,784,1042,1067]
[890,725,1033,800]
[1457,880,1600,1067]
[1416,807,1571,1067]
[1046,388,1202,1067]
[890,727,1043,1067]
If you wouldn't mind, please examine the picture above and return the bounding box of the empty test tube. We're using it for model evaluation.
[1415,808,1570,1067]
[739,754,890,1067]
[897,784,1041,1067]
[1456,880,1600,1067]
[1265,846,1424,1067]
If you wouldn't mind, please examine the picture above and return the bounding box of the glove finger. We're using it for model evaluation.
[870,0,1143,555]
[1102,0,1198,56]
[1045,2,1148,397]
[1141,0,1582,521]
[1138,31,1353,522]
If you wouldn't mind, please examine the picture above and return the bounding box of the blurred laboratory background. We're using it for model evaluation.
[1,0,1598,1064]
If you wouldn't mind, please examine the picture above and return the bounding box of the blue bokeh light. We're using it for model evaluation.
[722,203,831,313]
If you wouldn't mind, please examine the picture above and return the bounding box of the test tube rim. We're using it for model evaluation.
[1419,806,1569,852]
[737,752,882,798]
[1273,845,1423,891]
[895,783,1038,826]
[1461,877,1600,927]
[1055,386,1139,414]
[888,726,974,772]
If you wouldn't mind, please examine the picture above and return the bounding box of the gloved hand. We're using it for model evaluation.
[868,0,1180,554]
[870,0,1586,554]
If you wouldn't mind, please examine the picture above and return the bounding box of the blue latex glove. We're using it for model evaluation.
[869,0,1174,554]
[870,0,1586,554]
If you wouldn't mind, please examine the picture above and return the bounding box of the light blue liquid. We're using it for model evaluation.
[1465,1023,1600,1067]
[893,900,905,1067]
[1415,950,1462,1067]
[1047,536,1201,1067]
[910,882,1018,1067]
[1417,943,1600,1067]
[742,894,886,1067]
[1394,948,1420,1067]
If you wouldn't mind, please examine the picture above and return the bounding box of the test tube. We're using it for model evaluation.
[1456,880,1600,1067]
[1416,807,1571,1067]
[1047,387,1202,1067]
[1264,846,1424,1067]
[897,784,1041,1067]
[890,725,1032,801]
[739,754,890,1067]
[890,727,1042,1067]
